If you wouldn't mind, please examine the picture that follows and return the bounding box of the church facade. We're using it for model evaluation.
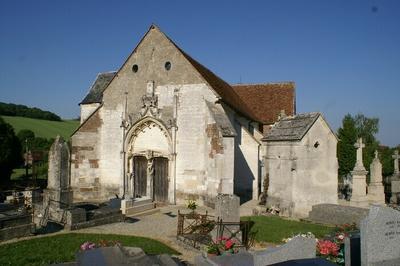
[70,25,335,212]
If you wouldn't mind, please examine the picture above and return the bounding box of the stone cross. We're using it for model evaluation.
[393,150,399,175]
[354,138,366,171]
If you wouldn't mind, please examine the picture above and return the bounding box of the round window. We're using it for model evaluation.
[165,61,171,71]
[132,64,138,73]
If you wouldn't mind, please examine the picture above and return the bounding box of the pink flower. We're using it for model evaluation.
[80,241,96,251]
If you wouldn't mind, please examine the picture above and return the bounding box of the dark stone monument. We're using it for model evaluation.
[344,233,361,266]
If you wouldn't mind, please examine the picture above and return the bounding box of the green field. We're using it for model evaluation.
[2,115,79,140]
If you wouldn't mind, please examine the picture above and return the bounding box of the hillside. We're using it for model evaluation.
[1,115,79,140]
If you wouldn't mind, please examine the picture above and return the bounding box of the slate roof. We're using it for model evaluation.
[205,101,236,137]
[231,83,295,124]
[263,112,320,141]
[80,72,117,105]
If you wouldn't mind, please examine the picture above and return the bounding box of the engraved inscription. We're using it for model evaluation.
[384,220,400,240]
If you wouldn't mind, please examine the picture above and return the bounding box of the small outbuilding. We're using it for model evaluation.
[262,112,338,218]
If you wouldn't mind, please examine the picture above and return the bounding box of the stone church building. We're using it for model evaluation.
[71,25,337,214]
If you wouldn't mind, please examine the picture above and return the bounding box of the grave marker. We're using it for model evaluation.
[360,205,400,265]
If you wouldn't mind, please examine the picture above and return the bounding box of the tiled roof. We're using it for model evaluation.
[263,112,320,141]
[231,82,296,124]
[167,39,260,122]
[80,72,116,105]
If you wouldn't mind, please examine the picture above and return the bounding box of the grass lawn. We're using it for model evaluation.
[2,115,79,140]
[0,233,179,266]
[242,216,333,244]
[10,168,30,180]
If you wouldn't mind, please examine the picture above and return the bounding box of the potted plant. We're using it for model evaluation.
[187,199,197,212]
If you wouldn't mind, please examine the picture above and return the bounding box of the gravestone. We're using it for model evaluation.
[351,138,369,207]
[43,136,73,209]
[360,205,400,265]
[253,236,316,266]
[215,194,240,223]
[368,151,385,205]
[390,150,400,204]
[214,194,240,239]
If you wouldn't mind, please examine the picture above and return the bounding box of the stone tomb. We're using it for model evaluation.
[360,205,400,265]
[34,136,123,231]
[308,203,369,226]
[0,208,34,241]
[59,245,178,266]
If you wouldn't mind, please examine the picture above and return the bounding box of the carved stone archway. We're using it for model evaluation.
[124,117,173,202]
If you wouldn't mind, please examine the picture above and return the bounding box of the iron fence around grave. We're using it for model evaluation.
[176,210,256,250]
[215,218,256,250]
[177,210,215,249]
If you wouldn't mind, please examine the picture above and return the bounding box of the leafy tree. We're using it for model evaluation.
[379,146,394,177]
[337,113,379,179]
[0,117,22,183]
[0,102,61,121]
[337,114,357,177]
[17,129,35,150]
[353,114,379,170]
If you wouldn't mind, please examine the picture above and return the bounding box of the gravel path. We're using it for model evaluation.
[75,205,214,265]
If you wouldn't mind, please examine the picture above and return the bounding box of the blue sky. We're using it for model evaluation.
[0,0,399,146]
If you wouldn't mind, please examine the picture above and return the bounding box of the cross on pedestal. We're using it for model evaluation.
[393,150,400,174]
[354,138,366,170]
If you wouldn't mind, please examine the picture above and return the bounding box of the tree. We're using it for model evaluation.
[0,117,22,183]
[379,145,394,177]
[17,129,35,151]
[353,114,379,170]
[337,113,379,179]
[337,114,357,177]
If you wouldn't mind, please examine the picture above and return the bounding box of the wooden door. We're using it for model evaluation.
[153,157,168,202]
[133,156,147,197]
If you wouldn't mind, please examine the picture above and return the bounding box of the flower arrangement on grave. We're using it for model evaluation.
[282,232,315,243]
[317,239,340,262]
[187,199,197,212]
[316,223,359,265]
[206,237,238,256]
[79,240,121,251]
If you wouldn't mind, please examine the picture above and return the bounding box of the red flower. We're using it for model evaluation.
[317,240,339,256]
[225,239,234,249]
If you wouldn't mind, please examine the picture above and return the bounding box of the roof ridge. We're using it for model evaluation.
[231,81,295,86]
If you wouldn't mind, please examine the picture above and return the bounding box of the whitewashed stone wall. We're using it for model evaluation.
[265,116,338,217]
[80,103,100,124]
[175,83,225,204]
[234,126,261,200]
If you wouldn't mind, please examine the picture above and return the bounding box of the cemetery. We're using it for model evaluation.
[1,23,399,266]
